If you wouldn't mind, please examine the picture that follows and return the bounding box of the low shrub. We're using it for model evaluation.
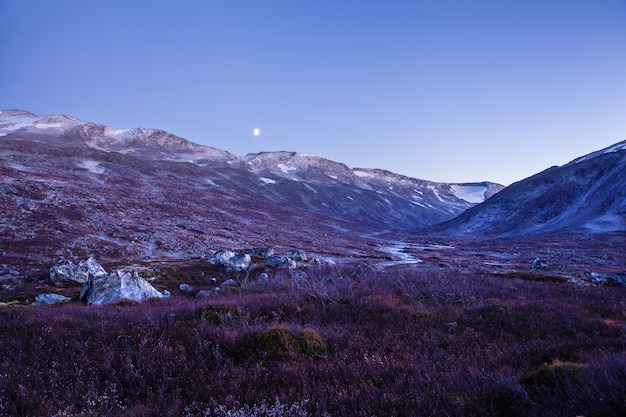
[0,266,624,416]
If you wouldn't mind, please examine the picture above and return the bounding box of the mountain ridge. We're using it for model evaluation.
[0,109,503,277]
[434,139,626,236]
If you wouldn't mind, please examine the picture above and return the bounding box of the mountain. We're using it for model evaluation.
[0,110,502,277]
[436,139,626,236]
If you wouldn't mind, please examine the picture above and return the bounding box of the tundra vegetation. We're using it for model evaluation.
[1,264,625,417]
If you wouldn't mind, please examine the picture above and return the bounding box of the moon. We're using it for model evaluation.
[253,128,260,136]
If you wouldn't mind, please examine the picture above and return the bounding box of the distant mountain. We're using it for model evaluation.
[436,140,626,236]
[0,110,502,274]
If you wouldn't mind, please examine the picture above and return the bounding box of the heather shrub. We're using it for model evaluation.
[0,266,624,416]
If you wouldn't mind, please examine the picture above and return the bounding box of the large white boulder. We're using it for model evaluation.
[81,269,164,305]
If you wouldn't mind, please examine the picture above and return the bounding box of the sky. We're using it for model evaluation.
[1,0,625,186]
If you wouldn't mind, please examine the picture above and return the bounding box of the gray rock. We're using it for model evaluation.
[196,289,212,297]
[258,272,270,283]
[79,255,108,279]
[244,247,275,258]
[50,255,107,286]
[281,249,307,262]
[221,278,239,287]
[49,259,87,286]
[81,269,164,305]
[264,256,297,269]
[36,293,71,306]
[225,254,251,272]
[208,249,236,266]
[179,283,194,292]
[312,257,337,266]
[222,278,239,287]
[586,272,626,287]
[531,258,548,270]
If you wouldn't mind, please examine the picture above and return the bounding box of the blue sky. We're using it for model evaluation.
[1,0,625,185]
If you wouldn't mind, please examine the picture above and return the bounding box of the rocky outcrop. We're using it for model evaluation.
[80,268,164,305]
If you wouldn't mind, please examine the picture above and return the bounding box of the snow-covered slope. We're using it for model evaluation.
[437,139,626,236]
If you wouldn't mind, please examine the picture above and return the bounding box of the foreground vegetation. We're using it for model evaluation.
[1,266,625,416]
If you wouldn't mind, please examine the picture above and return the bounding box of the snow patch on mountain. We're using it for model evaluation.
[277,163,296,173]
[451,184,488,203]
[428,185,445,202]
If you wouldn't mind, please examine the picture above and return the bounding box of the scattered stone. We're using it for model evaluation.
[179,283,194,292]
[81,269,164,305]
[196,290,212,297]
[258,272,270,283]
[221,278,238,287]
[36,293,71,306]
[531,258,548,270]
[209,277,218,284]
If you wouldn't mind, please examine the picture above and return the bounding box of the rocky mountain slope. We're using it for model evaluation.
[0,110,502,277]
[436,139,626,236]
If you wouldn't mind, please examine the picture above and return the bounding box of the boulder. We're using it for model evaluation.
[281,249,307,262]
[179,283,194,292]
[264,256,297,269]
[225,254,251,272]
[81,269,164,305]
[221,278,239,287]
[244,247,275,258]
[36,293,71,306]
[312,257,337,266]
[80,255,108,278]
[49,255,107,286]
[531,258,548,270]
[208,250,236,266]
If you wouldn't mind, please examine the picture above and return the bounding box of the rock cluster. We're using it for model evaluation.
[49,256,165,305]
[208,247,319,272]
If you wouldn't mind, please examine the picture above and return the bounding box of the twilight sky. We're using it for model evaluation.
[1,1,625,185]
